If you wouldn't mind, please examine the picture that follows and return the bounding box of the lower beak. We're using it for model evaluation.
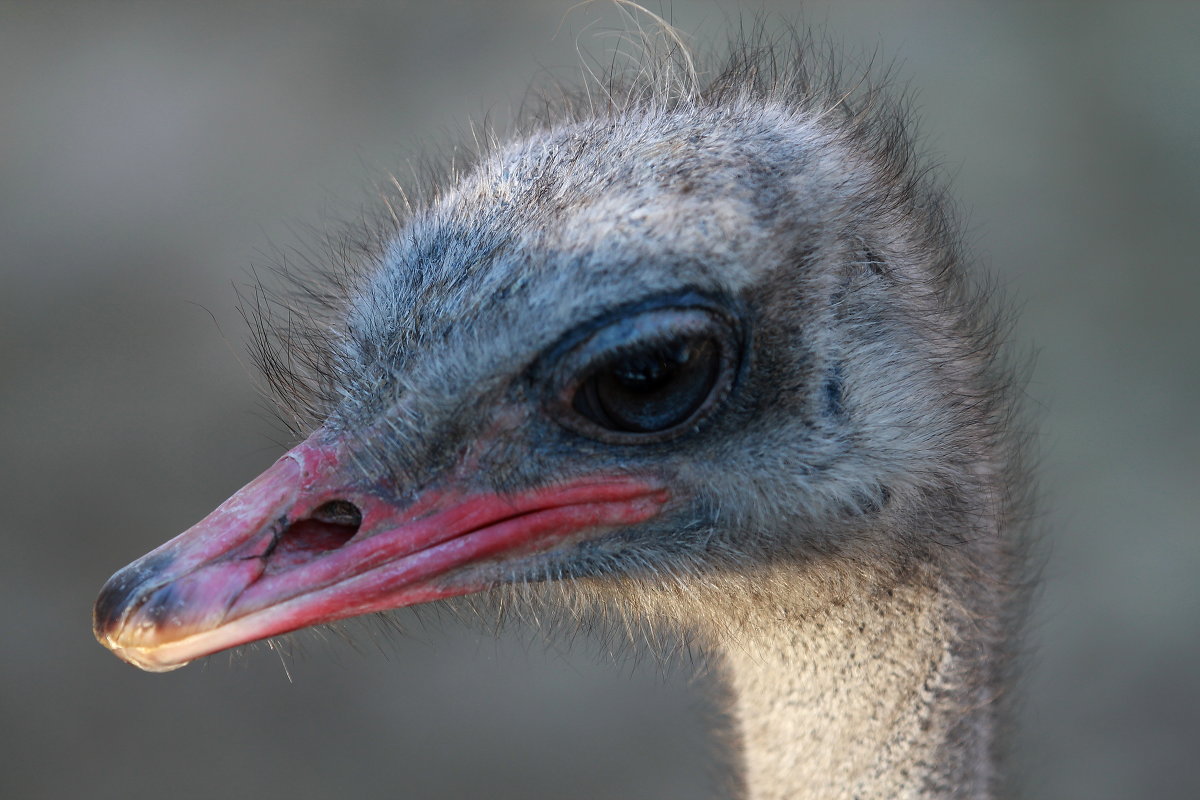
[93,432,667,672]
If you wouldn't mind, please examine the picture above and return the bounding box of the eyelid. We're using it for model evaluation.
[554,309,724,393]
[532,291,733,370]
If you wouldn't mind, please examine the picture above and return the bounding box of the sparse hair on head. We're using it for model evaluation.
[244,16,944,441]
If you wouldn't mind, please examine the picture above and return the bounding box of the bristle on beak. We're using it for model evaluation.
[93,432,667,672]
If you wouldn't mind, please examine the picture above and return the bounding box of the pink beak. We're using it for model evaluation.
[93,432,668,672]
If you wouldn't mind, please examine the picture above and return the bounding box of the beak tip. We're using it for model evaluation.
[114,646,193,673]
[93,576,133,646]
[102,637,194,672]
[95,550,179,626]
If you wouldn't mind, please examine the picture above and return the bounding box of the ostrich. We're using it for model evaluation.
[93,29,1029,800]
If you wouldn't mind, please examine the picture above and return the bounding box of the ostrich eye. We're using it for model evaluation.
[551,304,738,442]
[573,337,720,433]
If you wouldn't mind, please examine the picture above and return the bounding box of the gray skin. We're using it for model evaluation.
[250,48,1030,800]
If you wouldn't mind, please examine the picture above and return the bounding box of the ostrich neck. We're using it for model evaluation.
[703,563,997,799]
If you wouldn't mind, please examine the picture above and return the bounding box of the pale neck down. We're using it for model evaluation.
[706,569,997,800]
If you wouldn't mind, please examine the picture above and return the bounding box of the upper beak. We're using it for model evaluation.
[93,431,667,672]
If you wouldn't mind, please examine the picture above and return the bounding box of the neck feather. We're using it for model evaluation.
[716,565,997,799]
[606,547,1004,800]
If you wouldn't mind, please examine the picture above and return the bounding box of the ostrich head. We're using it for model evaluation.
[94,43,1020,733]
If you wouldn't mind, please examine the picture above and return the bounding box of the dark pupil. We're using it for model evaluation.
[575,337,720,433]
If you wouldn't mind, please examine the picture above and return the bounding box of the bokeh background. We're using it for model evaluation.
[2,1,1197,798]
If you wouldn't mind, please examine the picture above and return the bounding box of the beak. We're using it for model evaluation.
[93,431,667,672]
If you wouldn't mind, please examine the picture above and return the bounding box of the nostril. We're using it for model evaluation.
[265,500,362,574]
[311,500,362,528]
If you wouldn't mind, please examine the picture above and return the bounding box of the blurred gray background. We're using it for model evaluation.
[2,1,1197,798]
